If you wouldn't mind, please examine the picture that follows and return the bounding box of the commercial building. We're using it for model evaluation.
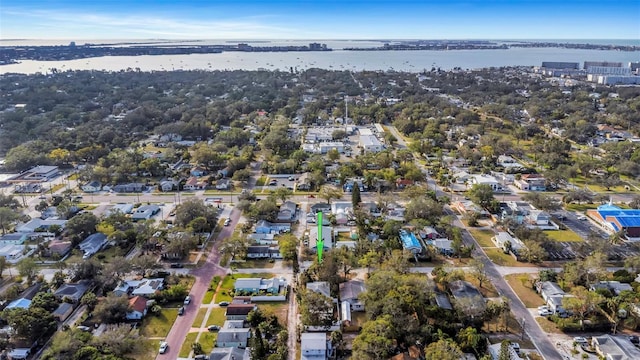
[587,203,640,241]
[359,135,383,153]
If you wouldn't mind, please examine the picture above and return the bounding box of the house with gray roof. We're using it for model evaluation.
[301,332,331,360]
[536,281,570,314]
[448,280,486,316]
[131,205,161,221]
[78,233,107,259]
[234,277,285,295]
[209,347,250,360]
[339,279,365,311]
[593,334,640,360]
[54,280,91,303]
[589,281,634,296]
[307,281,332,299]
[277,201,297,222]
[215,320,251,348]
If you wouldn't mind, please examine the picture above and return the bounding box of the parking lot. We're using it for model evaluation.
[263,175,299,191]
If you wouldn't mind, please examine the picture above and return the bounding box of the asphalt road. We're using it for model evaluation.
[155,207,239,360]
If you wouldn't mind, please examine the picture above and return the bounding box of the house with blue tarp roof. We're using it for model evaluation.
[399,229,422,254]
[587,203,640,241]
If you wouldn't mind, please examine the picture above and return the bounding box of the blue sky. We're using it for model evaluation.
[1,0,639,40]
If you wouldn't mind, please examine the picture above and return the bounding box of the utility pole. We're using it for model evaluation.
[521,317,526,340]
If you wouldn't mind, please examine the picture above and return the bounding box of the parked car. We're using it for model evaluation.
[288,176,295,181]
[77,326,91,332]
[224,218,231,226]
[178,306,185,315]
[218,301,229,307]
[184,295,191,305]
[207,325,220,332]
[573,337,588,344]
[629,335,639,344]
[170,263,184,268]
[159,341,169,354]
[538,309,553,316]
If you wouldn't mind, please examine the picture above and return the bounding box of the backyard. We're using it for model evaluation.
[504,273,545,308]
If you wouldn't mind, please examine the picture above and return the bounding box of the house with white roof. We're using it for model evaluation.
[301,332,331,360]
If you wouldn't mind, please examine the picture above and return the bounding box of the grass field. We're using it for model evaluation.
[140,309,178,338]
[192,308,208,328]
[203,290,215,304]
[544,230,584,243]
[536,317,563,334]
[468,229,496,248]
[231,259,276,269]
[206,308,227,327]
[504,274,545,308]
[138,339,161,360]
[199,332,217,354]
[484,248,519,267]
[259,302,289,326]
[565,203,599,213]
[179,332,198,358]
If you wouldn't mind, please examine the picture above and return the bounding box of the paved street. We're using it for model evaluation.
[155,208,239,360]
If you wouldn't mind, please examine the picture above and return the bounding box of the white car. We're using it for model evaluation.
[224,218,231,226]
[159,341,169,354]
[573,337,588,344]
[538,309,553,316]
[184,295,191,305]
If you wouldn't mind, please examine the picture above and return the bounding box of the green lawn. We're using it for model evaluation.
[140,309,178,338]
[544,230,584,243]
[467,229,496,248]
[564,203,599,213]
[255,176,266,186]
[231,259,276,269]
[505,274,545,308]
[203,290,215,304]
[217,273,274,302]
[137,339,161,360]
[179,332,198,358]
[484,248,518,267]
[199,332,217,354]
[206,307,227,327]
[192,308,208,328]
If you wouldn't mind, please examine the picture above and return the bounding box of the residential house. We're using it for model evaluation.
[309,226,333,253]
[108,203,134,215]
[427,238,453,256]
[131,205,160,221]
[536,281,569,314]
[245,245,281,259]
[225,304,257,321]
[0,243,34,263]
[589,281,633,296]
[277,201,297,222]
[301,332,330,360]
[331,202,352,225]
[209,347,250,360]
[310,203,331,214]
[448,280,486,316]
[81,181,102,193]
[297,173,312,191]
[215,179,231,190]
[234,277,285,295]
[184,176,207,191]
[528,210,551,226]
[307,282,332,299]
[399,229,422,254]
[126,296,148,320]
[5,298,31,310]
[514,174,546,191]
[190,166,207,177]
[112,183,146,193]
[339,279,365,312]
[52,302,74,322]
[113,278,165,297]
[54,280,91,303]
[0,233,28,245]
[389,345,425,360]
[592,334,640,360]
[216,320,251,348]
[16,218,66,233]
[418,226,440,240]
[254,220,290,234]
[492,232,527,256]
[471,174,502,191]
[395,178,414,189]
[247,233,277,245]
[159,180,178,192]
[78,233,107,259]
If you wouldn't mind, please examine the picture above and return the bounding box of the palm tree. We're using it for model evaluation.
[609,230,626,245]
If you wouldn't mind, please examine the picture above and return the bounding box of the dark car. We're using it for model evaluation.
[207,325,220,332]
[218,301,229,307]
[178,306,185,315]
[170,263,184,268]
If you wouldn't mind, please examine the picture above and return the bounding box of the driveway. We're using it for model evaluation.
[155,208,238,360]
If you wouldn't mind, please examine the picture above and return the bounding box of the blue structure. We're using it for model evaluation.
[399,229,422,254]
[589,203,640,240]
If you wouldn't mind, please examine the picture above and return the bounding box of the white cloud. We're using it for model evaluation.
[1,8,314,39]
